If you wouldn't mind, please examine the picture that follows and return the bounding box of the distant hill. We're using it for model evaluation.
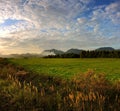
[65,49,83,54]
[41,49,64,56]
[42,48,83,56]
[95,47,115,51]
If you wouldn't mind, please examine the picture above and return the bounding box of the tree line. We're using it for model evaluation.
[44,53,80,58]
[44,50,120,58]
[80,50,120,58]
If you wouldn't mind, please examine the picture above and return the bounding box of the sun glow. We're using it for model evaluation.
[0,29,10,38]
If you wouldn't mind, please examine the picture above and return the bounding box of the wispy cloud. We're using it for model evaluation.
[0,0,120,54]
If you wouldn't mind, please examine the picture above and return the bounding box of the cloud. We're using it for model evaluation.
[0,0,90,32]
[91,1,120,24]
[105,1,120,24]
[0,0,120,54]
[77,18,87,24]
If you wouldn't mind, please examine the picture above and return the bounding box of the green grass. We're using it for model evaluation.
[10,58,120,80]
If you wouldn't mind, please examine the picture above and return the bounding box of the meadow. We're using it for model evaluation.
[0,58,120,110]
[10,58,120,81]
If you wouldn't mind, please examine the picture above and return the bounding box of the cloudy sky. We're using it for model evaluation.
[0,0,120,54]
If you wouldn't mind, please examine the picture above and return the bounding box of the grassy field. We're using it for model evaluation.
[0,58,120,110]
[10,58,120,80]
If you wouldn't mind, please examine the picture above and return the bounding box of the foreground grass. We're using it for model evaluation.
[10,58,120,80]
[0,58,120,111]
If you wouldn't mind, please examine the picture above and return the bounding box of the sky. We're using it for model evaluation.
[0,0,120,54]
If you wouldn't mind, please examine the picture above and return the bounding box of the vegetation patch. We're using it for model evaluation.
[0,58,120,111]
[10,58,120,81]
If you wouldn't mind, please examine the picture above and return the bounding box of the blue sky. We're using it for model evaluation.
[0,0,120,54]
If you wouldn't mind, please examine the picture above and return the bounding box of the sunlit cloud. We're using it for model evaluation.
[0,0,120,54]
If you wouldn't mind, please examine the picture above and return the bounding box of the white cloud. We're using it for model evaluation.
[77,18,87,24]
[0,0,90,36]
[91,1,120,24]
[0,0,120,54]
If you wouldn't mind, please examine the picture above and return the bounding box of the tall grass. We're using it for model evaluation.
[0,58,120,111]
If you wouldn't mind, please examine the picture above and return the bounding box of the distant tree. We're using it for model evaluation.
[80,50,120,58]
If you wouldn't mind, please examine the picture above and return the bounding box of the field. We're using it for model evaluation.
[10,58,120,81]
[0,58,120,110]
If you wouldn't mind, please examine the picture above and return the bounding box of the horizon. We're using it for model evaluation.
[0,46,118,56]
[0,0,120,54]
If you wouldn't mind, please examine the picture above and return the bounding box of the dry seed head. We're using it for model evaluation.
[18,82,21,88]
[35,87,38,93]
[69,93,74,102]
[84,95,89,101]
[40,88,45,96]
[115,95,118,101]
[92,93,96,100]
[49,85,54,91]
[78,93,82,97]
[33,86,38,93]
[75,95,80,103]
[39,83,42,87]
[63,97,66,103]
[88,93,93,101]
[13,81,16,87]
[29,82,32,86]
[8,74,12,79]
